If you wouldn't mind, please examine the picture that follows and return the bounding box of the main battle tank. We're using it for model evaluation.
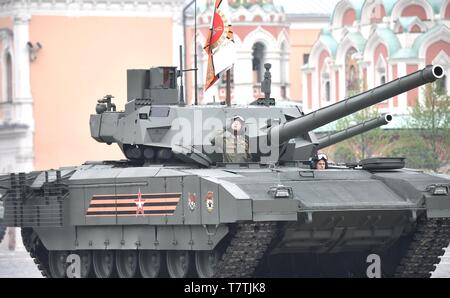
[1,63,449,278]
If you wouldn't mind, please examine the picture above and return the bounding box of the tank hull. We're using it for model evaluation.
[3,164,450,277]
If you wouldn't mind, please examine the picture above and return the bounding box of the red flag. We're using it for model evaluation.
[204,0,237,91]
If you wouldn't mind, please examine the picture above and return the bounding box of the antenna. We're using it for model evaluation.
[226,69,231,107]
[182,0,196,105]
[179,45,185,106]
[194,0,198,106]
[262,63,272,102]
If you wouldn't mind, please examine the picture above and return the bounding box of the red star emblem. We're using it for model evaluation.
[134,189,146,216]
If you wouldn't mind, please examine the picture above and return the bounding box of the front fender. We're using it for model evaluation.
[425,193,450,218]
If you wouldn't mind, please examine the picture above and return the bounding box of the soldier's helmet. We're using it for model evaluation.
[229,115,245,135]
[310,152,329,169]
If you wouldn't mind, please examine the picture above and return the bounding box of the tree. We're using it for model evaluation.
[389,82,450,171]
[327,79,391,163]
[333,107,391,161]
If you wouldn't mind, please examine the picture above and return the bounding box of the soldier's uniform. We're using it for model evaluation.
[212,117,250,163]
[219,131,249,163]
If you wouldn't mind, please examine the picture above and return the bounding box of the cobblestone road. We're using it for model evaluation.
[0,228,42,278]
[0,228,449,278]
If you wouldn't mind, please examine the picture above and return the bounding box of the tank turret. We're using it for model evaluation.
[90,64,444,166]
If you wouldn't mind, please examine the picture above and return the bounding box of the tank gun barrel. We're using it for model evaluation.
[317,114,392,150]
[270,65,444,144]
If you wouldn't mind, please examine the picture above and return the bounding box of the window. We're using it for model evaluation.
[345,47,359,96]
[281,86,286,99]
[303,53,310,65]
[162,67,176,89]
[370,5,385,23]
[252,42,265,83]
[5,52,12,102]
[375,56,387,87]
[321,61,331,102]
[325,81,331,102]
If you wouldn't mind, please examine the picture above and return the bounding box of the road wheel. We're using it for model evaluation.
[93,250,116,278]
[77,250,93,278]
[116,250,139,278]
[166,250,195,278]
[195,250,220,278]
[48,250,70,278]
[139,250,162,278]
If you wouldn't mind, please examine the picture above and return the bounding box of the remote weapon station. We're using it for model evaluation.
[1,60,449,278]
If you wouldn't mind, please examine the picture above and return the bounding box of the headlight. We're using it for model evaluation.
[426,184,449,196]
[268,185,293,198]
[433,185,448,195]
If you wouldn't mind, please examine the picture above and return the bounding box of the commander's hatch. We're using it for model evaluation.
[359,157,405,171]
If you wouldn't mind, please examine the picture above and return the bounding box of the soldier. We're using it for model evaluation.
[313,153,329,170]
[212,116,250,163]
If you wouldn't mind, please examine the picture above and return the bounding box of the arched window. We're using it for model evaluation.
[410,24,422,33]
[345,47,359,96]
[401,4,427,20]
[370,5,385,23]
[252,42,265,83]
[375,56,387,87]
[321,59,331,102]
[280,42,288,98]
[253,15,263,22]
[342,8,356,27]
[5,52,12,102]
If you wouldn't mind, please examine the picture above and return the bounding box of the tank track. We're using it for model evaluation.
[21,227,51,278]
[395,217,450,278]
[213,222,278,278]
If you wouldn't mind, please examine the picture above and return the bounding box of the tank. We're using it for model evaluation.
[1,62,449,278]
[0,197,5,243]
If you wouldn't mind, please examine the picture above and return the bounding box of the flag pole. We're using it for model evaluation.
[226,69,231,107]
[179,45,185,106]
[194,0,198,105]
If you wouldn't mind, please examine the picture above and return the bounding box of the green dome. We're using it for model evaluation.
[319,30,339,58]
[372,27,401,55]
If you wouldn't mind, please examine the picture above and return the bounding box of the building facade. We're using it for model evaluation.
[189,0,289,104]
[303,0,450,114]
[185,0,332,104]
[0,0,332,173]
[0,0,184,173]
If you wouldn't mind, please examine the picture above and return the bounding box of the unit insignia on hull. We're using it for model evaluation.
[85,192,181,217]
[206,191,214,213]
[188,192,197,211]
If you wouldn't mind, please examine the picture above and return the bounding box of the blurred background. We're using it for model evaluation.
[0,0,448,173]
